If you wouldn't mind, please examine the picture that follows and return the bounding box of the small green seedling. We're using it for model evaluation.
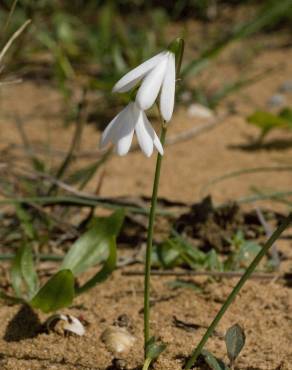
[1,209,124,313]
[225,231,262,271]
[153,229,265,273]
[247,107,292,141]
[142,337,167,370]
[225,324,246,370]
[201,349,229,370]
[199,323,245,370]
[153,232,223,272]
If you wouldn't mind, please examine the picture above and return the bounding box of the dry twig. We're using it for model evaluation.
[123,269,281,280]
[0,19,31,64]
[255,207,280,269]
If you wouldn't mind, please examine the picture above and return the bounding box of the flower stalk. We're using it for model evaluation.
[143,38,184,357]
[184,212,292,369]
[144,124,167,350]
[142,357,152,370]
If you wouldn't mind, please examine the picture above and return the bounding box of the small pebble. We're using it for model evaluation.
[180,91,192,103]
[278,80,292,93]
[267,94,286,108]
[101,326,136,356]
[114,314,131,329]
[187,103,214,119]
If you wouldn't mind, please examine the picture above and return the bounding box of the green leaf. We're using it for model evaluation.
[205,249,223,271]
[30,269,74,313]
[0,290,24,305]
[236,242,261,268]
[172,230,207,261]
[167,279,202,292]
[183,245,206,267]
[225,324,246,363]
[61,209,124,276]
[15,204,36,240]
[159,231,208,270]
[32,157,46,173]
[75,235,116,295]
[20,244,39,299]
[146,337,167,361]
[10,247,24,298]
[10,244,38,299]
[279,107,292,122]
[89,208,125,236]
[158,240,181,268]
[202,349,229,370]
[247,111,291,135]
[99,3,114,50]
[61,229,107,275]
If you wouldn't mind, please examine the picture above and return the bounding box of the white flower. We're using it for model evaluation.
[100,101,164,157]
[112,51,176,122]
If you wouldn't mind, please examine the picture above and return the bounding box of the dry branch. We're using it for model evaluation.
[123,269,282,280]
[0,19,31,64]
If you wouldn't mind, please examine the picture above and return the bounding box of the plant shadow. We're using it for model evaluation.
[105,365,141,370]
[283,272,292,287]
[228,137,292,152]
[105,359,141,370]
[4,304,42,342]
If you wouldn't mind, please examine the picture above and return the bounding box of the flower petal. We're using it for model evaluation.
[136,55,168,110]
[160,52,176,122]
[100,105,130,148]
[115,103,136,155]
[142,111,164,156]
[116,129,135,156]
[134,109,153,157]
[112,52,167,93]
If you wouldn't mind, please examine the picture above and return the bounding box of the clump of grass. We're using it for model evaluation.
[1,209,124,313]
[199,323,246,370]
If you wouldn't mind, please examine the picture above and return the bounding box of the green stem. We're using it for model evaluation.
[0,196,174,215]
[184,213,292,370]
[142,358,152,370]
[142,36,184,359]
[0,253,63,261]
[144,125,167,355]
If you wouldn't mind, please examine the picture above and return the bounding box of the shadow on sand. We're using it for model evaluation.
[4,304,42,342]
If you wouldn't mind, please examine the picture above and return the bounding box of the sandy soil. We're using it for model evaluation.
[0,18,292,370]
[0,265,291,370]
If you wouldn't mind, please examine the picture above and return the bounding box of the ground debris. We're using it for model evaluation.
[174,196,277,253]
